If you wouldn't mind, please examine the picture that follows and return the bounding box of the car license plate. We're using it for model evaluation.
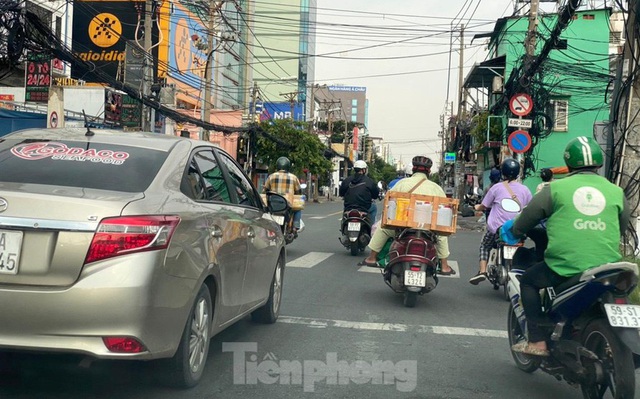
[605,304,640,328]
[503,246,518,259]
[0,230,23,275]
[272,215,285,225]
[348,222,361,231]
[404,270,426,287]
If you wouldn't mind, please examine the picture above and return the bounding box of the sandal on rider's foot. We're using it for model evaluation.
[438,268,457,276]
[511,342,550,357]
[357,259,380,267]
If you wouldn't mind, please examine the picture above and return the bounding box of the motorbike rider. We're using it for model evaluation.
[358,156,455,275]
[502,136,629,356]
[339,160,380,222]
[262,156,303,229]
[388,170,406,189]
[470,158,533,285]
[535,167,554,194]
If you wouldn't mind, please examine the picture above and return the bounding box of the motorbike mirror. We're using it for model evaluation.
[267,193,289,213]
[477,188,484,197]
[300,183,308,189]
[500,198,521,213]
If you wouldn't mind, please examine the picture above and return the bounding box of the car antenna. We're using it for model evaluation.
[82,109,94,137]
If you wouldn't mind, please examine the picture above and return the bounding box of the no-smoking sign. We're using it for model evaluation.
[509,93,533,117]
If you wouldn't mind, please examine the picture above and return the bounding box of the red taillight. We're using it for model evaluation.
[410,266,421,271]
[614,297,628,304]
[348,210,361,218]
[407,242,427,257]
[85,215,180,264]
[103,337,146,353]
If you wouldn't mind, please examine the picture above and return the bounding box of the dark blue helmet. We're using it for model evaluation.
[501,158,520,180]
[489,168,501,184]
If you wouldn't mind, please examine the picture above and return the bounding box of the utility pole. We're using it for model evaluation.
[616,0,640,254]
[524,0,540,65]
[279,91,300,122]
[142,0,153,131]
[201,2,221,141]
[455,25,465,200]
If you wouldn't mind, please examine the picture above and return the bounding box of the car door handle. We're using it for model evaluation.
[246,227,255,238]
[210,226,223,239]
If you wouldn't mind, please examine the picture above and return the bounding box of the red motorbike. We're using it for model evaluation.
[383,228,439,307]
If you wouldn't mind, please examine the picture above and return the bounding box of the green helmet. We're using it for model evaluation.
[563,136,603,170]
[276,156,291,172]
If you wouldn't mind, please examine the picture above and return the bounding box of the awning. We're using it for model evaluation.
[463,55,506,89]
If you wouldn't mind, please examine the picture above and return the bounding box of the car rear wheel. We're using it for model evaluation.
[252,256,284,324]
[159,284,212,389]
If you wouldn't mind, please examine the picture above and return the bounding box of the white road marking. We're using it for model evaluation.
[286,252,334,268]
[357,260,460,279]
[309,211,343,220]
[278,316,507,338]
[357,266,383,274]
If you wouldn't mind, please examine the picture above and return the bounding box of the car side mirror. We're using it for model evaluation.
[267,193,289,213]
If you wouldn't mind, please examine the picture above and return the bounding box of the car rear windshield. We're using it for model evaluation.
[0,139,168,192]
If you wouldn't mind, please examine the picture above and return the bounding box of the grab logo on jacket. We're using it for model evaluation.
[573,187,606,216]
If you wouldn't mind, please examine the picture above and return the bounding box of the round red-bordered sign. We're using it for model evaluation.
[49,111,58,128]
[509,93,533,117]
[508,130,532,153]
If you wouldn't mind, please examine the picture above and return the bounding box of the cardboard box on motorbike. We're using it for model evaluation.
[381,192,459,236]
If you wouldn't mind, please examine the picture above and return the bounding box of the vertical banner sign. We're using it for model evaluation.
[353,126,359,152]
[25,53,51,103]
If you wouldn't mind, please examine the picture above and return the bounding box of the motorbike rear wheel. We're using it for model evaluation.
[507,304,540,373]
[350,241,359,256]
[403,291,417,308]
[580,318,635,399]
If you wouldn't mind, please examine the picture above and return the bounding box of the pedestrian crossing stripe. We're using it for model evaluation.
[286,252,334,268]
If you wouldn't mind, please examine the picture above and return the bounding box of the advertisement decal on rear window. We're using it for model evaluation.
[11,142,130,165]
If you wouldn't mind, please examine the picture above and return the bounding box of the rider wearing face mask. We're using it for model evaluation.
[470,158,533,285]
[503,136,629,356]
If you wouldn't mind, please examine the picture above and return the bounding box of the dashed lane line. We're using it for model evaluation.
[277,315,507,338]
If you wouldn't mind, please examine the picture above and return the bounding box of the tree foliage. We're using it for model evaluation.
[367,155,397,184]
[470,111,504,150]
[255,120,333,176]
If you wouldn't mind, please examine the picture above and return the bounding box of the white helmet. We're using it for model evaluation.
[354,160,368,169]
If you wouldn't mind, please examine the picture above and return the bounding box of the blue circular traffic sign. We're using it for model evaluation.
[508,130,532,153]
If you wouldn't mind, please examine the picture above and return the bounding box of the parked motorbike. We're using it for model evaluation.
[507,238,640,398]
[382,229,439,308]
[486,240,523,301]
[339,209,372,256]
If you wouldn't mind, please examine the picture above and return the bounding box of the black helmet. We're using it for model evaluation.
[276,156,291,172]
[540,167,553,182]
[501,158,520,180]
[412,156,433,173]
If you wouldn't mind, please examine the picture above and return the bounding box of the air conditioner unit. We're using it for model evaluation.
[492,76,503,93]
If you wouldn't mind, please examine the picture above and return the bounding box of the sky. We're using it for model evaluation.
[312,0,560,171]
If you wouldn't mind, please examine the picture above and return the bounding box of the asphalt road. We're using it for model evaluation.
[0,200,637,398]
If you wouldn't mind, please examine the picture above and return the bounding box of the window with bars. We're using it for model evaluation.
[553,100,569,132]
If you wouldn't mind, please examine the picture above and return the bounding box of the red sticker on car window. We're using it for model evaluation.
[11,142,129,165]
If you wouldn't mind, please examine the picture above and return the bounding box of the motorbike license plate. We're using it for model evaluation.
[0,230,22,275]
[604,304,640,328]
[272,215,285,225]
[503,246,518,259]
[404,270,426,287]
[348,222,361,231]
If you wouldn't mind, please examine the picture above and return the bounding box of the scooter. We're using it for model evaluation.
[339,209,371,256]
[383,228,439,308]
[507,236,640,398]
[486,240,523,301]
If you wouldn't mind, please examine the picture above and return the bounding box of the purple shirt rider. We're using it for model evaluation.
[482,181,532,234]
